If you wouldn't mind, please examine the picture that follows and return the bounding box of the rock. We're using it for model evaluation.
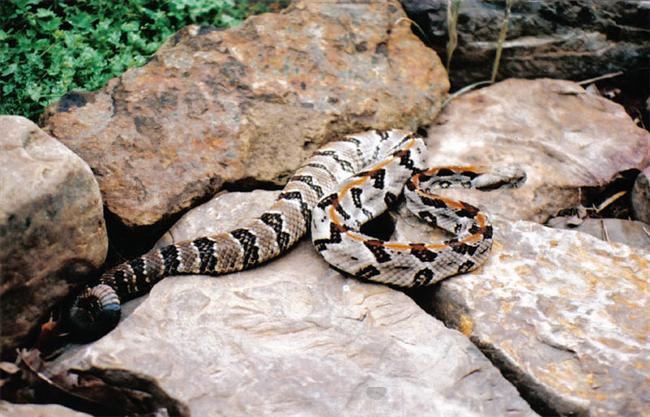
[549,218,650,250]
[41,0,449,229]
[401,0,650,87]
[424,78,650,223]
[632,166,650,224]
[0,401,91,417]
[0,116,107,355]
[51,191,537,417]
[397,211,650,417]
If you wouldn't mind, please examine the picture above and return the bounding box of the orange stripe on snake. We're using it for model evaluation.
[69,129,525,341]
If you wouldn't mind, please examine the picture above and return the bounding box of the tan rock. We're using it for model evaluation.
[397,212,650,416]
[397,77,650,416]
[41,0,449,228]
[52,191,537,417]
[0,116,107,354]
[424,78,650,223]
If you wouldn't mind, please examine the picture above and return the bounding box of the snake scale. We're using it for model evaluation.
[69,130,525,340]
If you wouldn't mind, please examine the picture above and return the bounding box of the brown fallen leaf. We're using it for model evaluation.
[1,349,190,417]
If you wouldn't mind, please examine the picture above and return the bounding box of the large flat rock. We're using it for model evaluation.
[52,191,537,417]
[424,78,650,223]
[404,77,650,416]
[41,0,449,228]
[397,209,650,416]
[0,116,107,354]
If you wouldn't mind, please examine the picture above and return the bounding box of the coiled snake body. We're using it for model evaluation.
[70,130,524,340]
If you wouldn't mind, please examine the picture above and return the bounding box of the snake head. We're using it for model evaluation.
[68,284,121,342]
[473,166,527,190]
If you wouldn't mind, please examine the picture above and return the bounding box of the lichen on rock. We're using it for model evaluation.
[41,0,449,230]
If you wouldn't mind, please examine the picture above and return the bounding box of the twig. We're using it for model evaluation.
[393,17,427,40]
[577,71,624,86]
[601,219,610,243]
[442,80,492,107]
[491,0,515,83]
[446,0,462,72]
[595,190,626,213]
[642,226,650,240]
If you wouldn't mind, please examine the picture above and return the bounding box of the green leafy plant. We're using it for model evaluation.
[0,0,288,121]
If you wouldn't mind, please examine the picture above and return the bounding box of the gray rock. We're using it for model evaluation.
[632,166,650,224]
[401,0,650,87]
[52,191,537,417]
[424,78,650,223]
[392,79,650,413]
[0,401,91,417]
[549,217,650,250]
[41,0,449,229]
[0,116,107,354]
[398,211,650,416]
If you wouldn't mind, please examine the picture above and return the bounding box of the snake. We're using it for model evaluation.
[69,130,525,340]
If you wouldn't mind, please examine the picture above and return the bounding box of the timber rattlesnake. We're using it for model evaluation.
[70,130,525,340]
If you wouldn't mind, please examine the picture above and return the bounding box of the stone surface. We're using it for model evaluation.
[549,218,650,250]
[632,166,650,224]
[0,116,107,355]
[0,401,91,417]
[401,0,650,87]
[397,211,650,417]
[52,190,537,417]
[41,0,449,228]
[423,78,650,223]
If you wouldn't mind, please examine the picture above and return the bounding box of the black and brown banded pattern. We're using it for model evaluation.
[311,132,525,288]
[70,129,524,341]
[69,130,412,340]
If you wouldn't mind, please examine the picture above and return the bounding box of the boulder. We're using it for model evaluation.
[423,78,650,223]
[384,77,650,416]
[0,116,107,355]
[401,0,650,87]
[411,217,650,417]
[52,190,537,417]
[41,0,449,230]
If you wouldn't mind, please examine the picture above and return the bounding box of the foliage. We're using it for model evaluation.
[0,0,288,120]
